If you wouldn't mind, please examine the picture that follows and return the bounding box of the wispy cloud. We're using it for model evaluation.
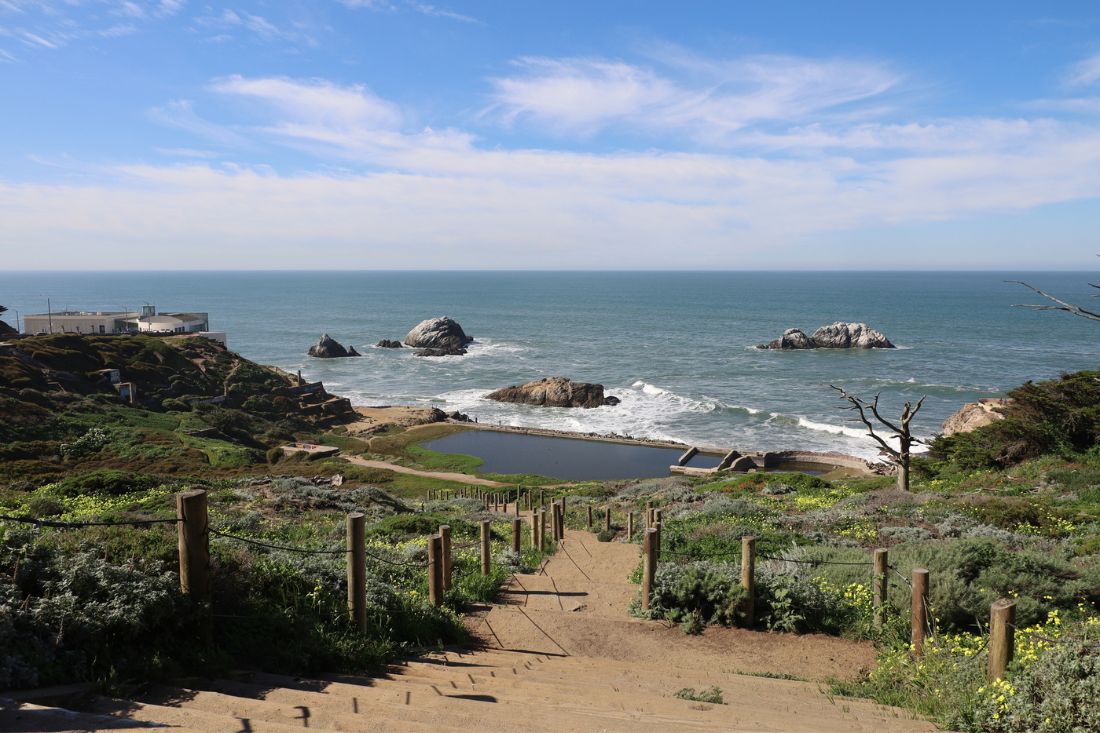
[340,0,479,24]
[193,8,316,46]
[0,0,183,52]
[147,99,250,147]
[49,55,1100,269]
[1066,51,1100,87]
[486,52,899,142]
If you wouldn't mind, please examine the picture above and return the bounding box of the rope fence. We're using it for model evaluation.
[0,514,181,528]
[4,486,1080,681]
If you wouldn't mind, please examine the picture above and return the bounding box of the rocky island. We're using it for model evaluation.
[487,376,621,408]
[404,316,473,357]
[759,322,894,349]
[308,334,360,358]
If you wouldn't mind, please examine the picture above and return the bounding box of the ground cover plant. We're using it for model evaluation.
[604,372,1100,731]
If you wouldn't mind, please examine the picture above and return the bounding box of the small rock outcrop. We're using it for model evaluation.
[308,334,360,358]
[375,340,402,349]
[759,322,894,349]
[942,398,1010,436]
[404,316,472,356]
[487,377,618,408]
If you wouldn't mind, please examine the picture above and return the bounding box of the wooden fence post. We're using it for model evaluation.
[741,536,756,626]
[988,599,1017,681]
[531,510,540,549]
[480,519,492,576]
[440,524,453,591]
[512,518,522,553]
[553,502,563,541]
[428,534,444,606]
[177,489,210,601]
[604,506,612,532]
[627,511,635,539]
[346,512,366,629]
[642,527,658,610]
[645,501,653,527]
[873,548,888,628]
[540,509,548,551]
[587,505,593,529]
[911,568,930,657]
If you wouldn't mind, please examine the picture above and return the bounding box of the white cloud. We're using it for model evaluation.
[147,99,251,147]
[340,0,478,23]
[193,8,315,45]
[487,53,899,142]
[0,0,182,51]
[210,75,404,133]
[9,50,1100,269]
[1066,51,1100,87]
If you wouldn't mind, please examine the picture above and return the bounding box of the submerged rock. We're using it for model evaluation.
[404,316,472,356]
[487,376,618,408]
[415,347,466,358]
[759,322,894,349]
[375,339,403,349]
[308,334,360,358]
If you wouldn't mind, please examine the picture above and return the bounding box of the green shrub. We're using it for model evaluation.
[975,640,1100,732]
[48,469,164,498]
[59,427,109,459]
[674,686,725,704]
[930,370,1100,469]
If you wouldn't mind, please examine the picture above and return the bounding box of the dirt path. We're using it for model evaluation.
[458,505,938,732]
[343,455,507,487]
[2,505,940,732]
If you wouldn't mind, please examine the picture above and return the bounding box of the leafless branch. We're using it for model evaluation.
[1008,279,1100,322]
[831,385,900,458]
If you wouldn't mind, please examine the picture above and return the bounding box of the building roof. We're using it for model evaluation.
[26,311,139,318]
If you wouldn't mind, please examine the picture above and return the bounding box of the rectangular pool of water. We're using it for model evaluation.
[422,430,720,481]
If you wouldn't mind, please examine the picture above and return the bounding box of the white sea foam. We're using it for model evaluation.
[796,417,868,440]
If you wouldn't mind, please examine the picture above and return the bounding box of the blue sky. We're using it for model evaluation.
[2,1,1100,269]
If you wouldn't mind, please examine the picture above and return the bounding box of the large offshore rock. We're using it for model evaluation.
[487,376,617,408]
[308,334,359,358]
[403,316,472,355]
[811,322,894,349]
[758,322,894,349]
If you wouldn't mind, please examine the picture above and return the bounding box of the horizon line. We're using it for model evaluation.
[3,268,1098,274]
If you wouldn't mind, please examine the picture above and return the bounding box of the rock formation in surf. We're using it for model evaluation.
[375,339,403,348]
[308,334,360,358]
[487,376,620,408]
[759,322,894,350]
[404,316,472,356]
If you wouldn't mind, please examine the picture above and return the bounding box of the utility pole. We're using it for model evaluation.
[47,298,52,334]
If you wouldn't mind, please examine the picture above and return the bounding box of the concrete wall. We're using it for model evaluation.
[23,314,132,335]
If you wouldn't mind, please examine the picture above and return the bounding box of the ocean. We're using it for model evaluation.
[3,271,1098,459]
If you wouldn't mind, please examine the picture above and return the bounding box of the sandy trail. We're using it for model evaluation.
[2,504,940,732]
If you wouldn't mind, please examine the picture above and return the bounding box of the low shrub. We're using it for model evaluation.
[674,686,724,704]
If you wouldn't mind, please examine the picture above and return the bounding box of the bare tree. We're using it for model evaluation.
[832,386,925,492]
[1009,259,1100,322]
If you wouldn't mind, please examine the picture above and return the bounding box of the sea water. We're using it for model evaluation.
[3,271,1098,459]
